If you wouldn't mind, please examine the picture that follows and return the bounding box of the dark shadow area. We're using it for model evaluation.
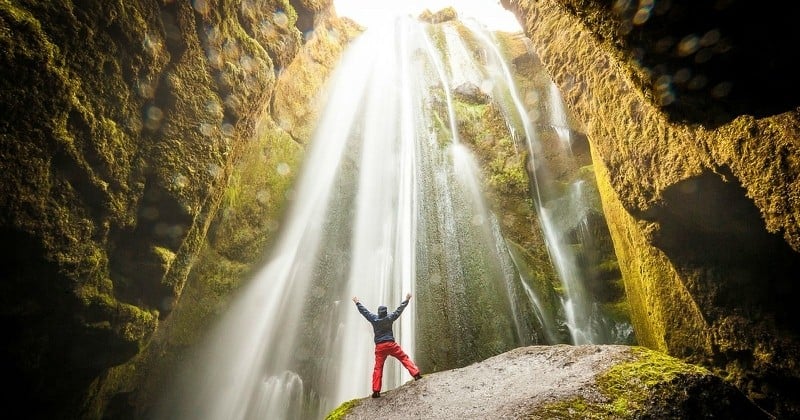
[289,0,315,34]
[0,228,135,419]
[610,0,800,127]
[645,168,800,416]
[648,168,800,331]
[109,177,192,315]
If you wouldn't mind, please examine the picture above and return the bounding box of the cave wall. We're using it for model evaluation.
[116,7,362,419]
[502,0,800,416]
[0,0,359,418]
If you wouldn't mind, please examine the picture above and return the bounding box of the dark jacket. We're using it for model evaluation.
[356,300,409,344]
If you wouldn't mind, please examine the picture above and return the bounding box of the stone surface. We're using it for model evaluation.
[332,345,770,419]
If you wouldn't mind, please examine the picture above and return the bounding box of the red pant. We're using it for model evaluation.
[372,341,420,392]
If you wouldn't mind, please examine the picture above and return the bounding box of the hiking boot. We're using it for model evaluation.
[371,391,380,398]
[413,374,423,380]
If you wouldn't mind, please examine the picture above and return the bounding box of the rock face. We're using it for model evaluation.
[330,345,770,419]
[501,0,800,416]
[0,1,358,418]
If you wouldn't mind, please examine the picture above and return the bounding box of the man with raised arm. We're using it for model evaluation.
[352,293,423,398]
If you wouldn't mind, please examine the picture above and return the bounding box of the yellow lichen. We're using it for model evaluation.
[324,398,360,420]
[538,347,711,418]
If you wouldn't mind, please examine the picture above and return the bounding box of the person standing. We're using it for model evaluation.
[352,293,422,398]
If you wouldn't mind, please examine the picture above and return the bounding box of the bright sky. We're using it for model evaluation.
[333,0,522,32]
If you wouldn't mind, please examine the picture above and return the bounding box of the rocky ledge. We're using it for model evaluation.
[328,344,771,419]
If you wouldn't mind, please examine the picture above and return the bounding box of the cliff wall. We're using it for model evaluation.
[0,0,358,417]
[502,0,800,416]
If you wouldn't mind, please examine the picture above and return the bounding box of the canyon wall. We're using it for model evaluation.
[502,0,800,416]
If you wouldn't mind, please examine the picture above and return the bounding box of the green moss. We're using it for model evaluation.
[454,100,486,121]
[153,245,176,270]
[536,396,599,419]
[507,241,559,305]
[117,302,159,344]
[451,97,528,197]
[538,347,711,418]
[166,246,248,345]
[75,284,159,346]
[324,398,360,420]
[598,347,709,414]
[488,153,528,194]
[214,122,302,262]
[158,120,306,345]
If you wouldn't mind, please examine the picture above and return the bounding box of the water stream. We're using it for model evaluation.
[461,20,606,344]
[157,16,624,420]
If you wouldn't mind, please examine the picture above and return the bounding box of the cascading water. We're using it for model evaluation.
[459,20,627,345]
[156,15,629,420]
[550,80,573,152]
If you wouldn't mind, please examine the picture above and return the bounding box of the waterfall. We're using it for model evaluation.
[157,15,624,420]
[459,20,625,344]
[549,80,572,152]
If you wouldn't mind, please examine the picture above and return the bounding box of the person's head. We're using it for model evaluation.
[378,305,388,317]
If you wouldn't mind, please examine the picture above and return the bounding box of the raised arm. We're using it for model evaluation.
[388,294,411,321]
[353,296,377,321]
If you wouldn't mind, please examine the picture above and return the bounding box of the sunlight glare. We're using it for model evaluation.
[333,0,522,32]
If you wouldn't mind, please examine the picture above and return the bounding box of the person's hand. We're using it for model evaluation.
[406,293,412,301]
[352,296,359,304]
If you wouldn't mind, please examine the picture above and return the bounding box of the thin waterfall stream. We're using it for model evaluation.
[459,20,611,345]
[157,16,630,420]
